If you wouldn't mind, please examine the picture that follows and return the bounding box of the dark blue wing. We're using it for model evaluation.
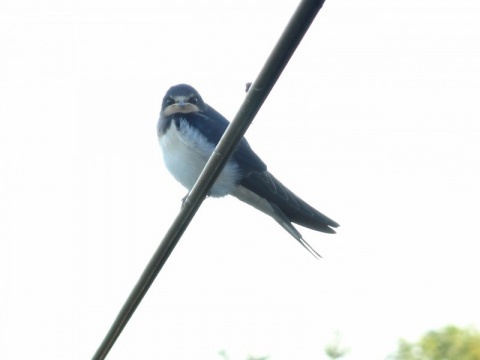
[177,103,267,175]
[239,170,340,233]
[172,103,339,233]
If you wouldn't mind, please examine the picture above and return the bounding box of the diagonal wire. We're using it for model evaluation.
[92,0,326,358]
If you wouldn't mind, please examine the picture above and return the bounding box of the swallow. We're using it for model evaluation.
[157,84,339,258]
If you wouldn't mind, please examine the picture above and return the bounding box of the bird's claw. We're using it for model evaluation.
[181,191,211,209]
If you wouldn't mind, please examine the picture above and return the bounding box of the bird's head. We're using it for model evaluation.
[161,84,206,117]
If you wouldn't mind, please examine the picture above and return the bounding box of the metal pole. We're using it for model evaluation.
[92,0,326,358]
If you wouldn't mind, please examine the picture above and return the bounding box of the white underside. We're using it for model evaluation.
[159,119,240,197]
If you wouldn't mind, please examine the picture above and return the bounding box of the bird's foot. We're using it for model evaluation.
[181,191,211,209]
[181,193,189,209]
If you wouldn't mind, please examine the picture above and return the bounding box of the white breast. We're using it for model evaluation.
[158,119,240,197]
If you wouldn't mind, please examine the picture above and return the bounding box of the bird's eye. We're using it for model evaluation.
[165,98,175,106]
[189,96,198,105]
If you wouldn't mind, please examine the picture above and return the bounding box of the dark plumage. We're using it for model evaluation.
[158,84,339,258]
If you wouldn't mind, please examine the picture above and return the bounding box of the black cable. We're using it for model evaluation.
[92,0,326,358]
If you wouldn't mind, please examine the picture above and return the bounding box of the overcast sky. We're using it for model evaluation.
[1,0,479,359]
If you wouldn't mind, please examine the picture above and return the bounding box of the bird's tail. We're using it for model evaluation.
[231,185,322,259]
[269,202,322,259]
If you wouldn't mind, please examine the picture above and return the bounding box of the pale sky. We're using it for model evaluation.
[1,0,479,359]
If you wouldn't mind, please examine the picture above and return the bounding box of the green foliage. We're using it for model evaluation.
[325,331,350,359]
[392,325,480,360]
[245,355,269,360]
[218,350,269,360]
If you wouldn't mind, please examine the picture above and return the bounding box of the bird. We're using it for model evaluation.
[157,83,339,258]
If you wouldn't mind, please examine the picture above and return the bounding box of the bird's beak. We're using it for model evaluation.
[162,102,200,117]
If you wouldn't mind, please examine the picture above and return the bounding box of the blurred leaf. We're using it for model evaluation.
[325,331,350,359]
[392,325,480,360]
